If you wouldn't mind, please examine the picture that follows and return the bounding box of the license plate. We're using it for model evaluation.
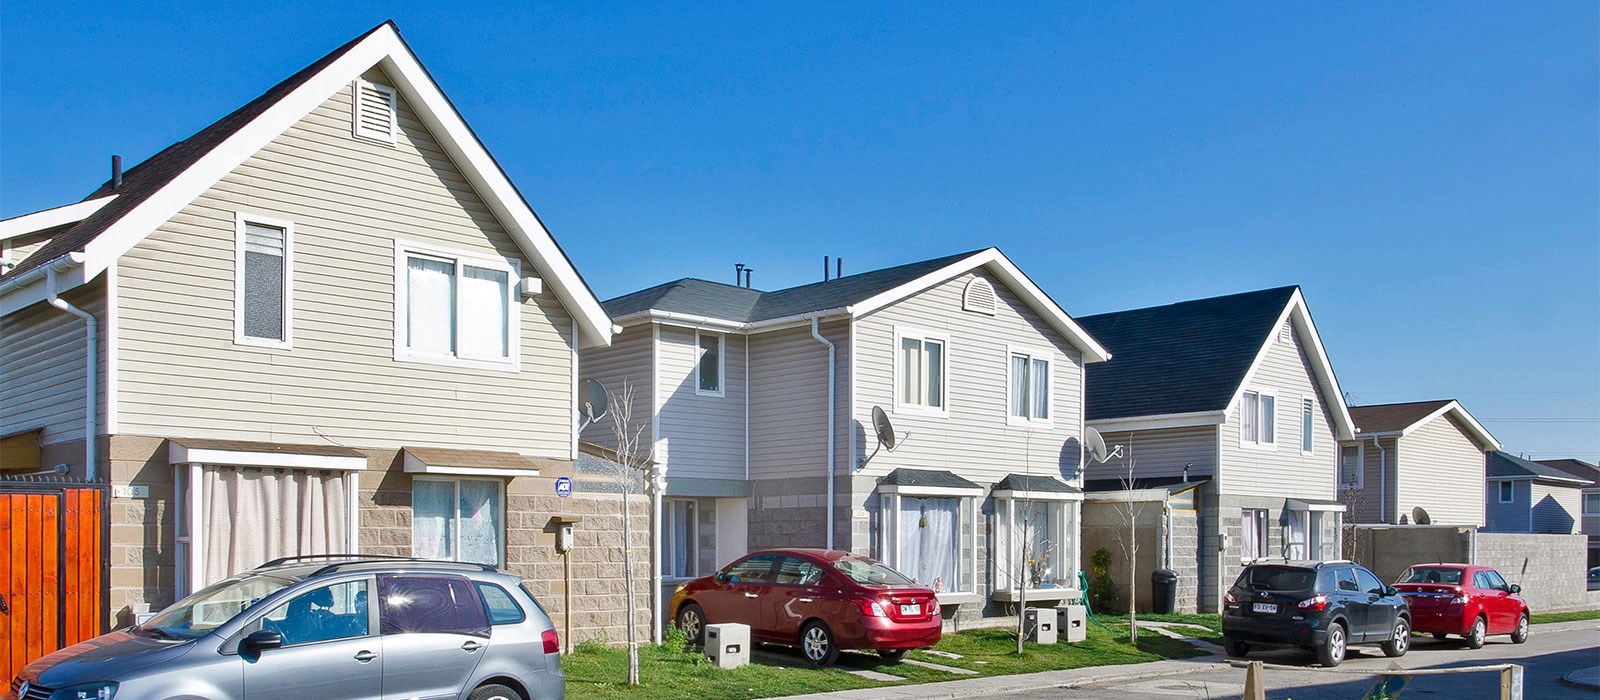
[1252,603,1278,614]
[900,604,921,616]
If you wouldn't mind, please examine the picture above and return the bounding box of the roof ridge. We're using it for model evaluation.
[1078,284,1300,321]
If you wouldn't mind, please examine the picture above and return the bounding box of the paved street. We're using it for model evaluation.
[987,622,1600,699]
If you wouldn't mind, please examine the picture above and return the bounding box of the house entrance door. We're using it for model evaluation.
[0,486,105,683]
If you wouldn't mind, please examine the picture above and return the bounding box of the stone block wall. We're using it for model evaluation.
[1348,525,1596,613]
[104,435,177,630]
[748,476,830,551]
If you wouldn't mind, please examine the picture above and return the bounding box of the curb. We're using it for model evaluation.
[767,659,1231,700]
[1560,666,1600,691]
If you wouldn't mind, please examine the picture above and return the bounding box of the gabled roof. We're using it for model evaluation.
[0,22,615,347]
[1486,451,1591,485]
[1536,458,1600,487]
[1347,399,1500,452]
[1078,286,1354,439]
[605,248,1111,362]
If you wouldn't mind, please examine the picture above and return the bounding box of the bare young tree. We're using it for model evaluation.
[1110,438,1143,641]
[600,382,651,686]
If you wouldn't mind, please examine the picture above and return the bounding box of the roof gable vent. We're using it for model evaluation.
[351,79,398,144]
[1279,320,1292,344]
[962,277,997,315]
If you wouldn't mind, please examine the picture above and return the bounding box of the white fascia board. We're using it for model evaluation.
[1399,400,1502,452]
[1284,498,1346,512]
[401,454,540,478]
[610,306,853,335]
[1227,290,1355,441]
[168,445,367,471]
[0,196,117,241]
[850,248,1112,363]
[992,489,1083,502]
[1087,410,1228,433]
[0,252,86,316]
[876,484,985,497]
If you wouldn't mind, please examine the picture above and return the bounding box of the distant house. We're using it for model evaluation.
[1077,286,1354,613]
[580,248,1111,627]
[1339,400,1500,526]
[1536,459,1600,567]
[1484,452,1589,535]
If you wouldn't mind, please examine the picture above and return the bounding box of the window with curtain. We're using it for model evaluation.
[1240,508,1269,561]
[398,245,516,366]
[896,497,959,592]
[898,334,946,411]
[1241,390,1275,446]
[1008,351,1051,421]
[1301,399,1315,454]
[696,333,722,396]
[1339,445,1362,488]
[413,478,502,565]
[239,220,289,343]
[995,498,1072,590]
[665,499,697,578]
[1282,510,1309,560]
[202,466,348,585]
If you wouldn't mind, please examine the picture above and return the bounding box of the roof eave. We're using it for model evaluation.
[0,196,118,242]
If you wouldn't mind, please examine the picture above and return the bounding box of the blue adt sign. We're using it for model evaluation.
[554,476,573,498]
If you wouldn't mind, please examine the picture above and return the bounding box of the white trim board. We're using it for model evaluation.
[168,444,367,471]
[0,196,118,241]
[1226,289,1355,441]
[1352,400,1501,452]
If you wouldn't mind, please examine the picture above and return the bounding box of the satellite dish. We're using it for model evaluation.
[872,406,898,450]
[1412,507,1432,525]
[577,379,608,430]
[1084,426,1124,463]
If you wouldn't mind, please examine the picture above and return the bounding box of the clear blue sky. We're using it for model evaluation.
[4,2,1596,460]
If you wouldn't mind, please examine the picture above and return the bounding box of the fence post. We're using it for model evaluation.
[1243,660,1266,700]
[1500,665,1523,700]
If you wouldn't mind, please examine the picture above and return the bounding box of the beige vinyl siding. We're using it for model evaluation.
[852,270,1086,486]
[114,68,576,456]
[1087,425,1218,484]
[578,323,654,453]
[0,278,108,451]
[655,325,746,480]
[747,320,849,481]
[1218,322,1337,499]
[1338,436,1397,523]
[3,230,59,268]
[1530,482,1582,534]
[1392,415,1487,526]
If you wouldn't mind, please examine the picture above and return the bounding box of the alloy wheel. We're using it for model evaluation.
[803,626,830,661]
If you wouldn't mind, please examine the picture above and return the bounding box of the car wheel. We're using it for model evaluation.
[1432,632,1448,640]
[878,648,910,662]
[676,603,706,647]
[800,620,840,667]
[1223,636,1250,658]
[1316,621,1347,667]
[1382,617,1410,657]
[1510,613,1529,644]
[1465,615,1486,649]
[468,684,523,700]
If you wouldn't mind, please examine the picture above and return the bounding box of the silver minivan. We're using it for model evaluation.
[5,556,565,700]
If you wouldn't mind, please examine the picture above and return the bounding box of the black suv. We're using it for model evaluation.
[1222,560,1410,667]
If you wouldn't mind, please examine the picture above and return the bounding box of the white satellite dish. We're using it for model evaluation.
[577,378,609,431]
[1084,426,1124,463]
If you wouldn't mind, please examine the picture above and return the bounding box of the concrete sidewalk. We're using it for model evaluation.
[767,656,1230,700]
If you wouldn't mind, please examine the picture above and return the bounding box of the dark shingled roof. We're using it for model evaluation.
[1487,451,1589,484]
[994,474,1081,494]
[602,250,984,323]
[1,22,392,283]
[879,468,982,491]
[1348,400,1454,434]
[1535,459,1600,487]
[1077,286,1298,421]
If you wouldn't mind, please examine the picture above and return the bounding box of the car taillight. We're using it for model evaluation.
[1449,595,1469,605]
[1298,594,1329,612]
[1223,590,1237,605]
[542,628,560,654]
[852,596,887,617]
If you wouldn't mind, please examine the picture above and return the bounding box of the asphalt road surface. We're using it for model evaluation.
[990,622,1599,699]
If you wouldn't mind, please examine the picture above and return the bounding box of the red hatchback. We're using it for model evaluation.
[1393,564,1531,648]
[669,549,942,666]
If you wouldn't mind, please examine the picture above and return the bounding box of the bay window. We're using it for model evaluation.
[1282,503,1342,561]
[877,481,980,596]
[395,241,519,370]
[993,494,1079,594]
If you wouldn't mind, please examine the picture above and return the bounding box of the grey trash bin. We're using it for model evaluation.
[1151,568,1179,614]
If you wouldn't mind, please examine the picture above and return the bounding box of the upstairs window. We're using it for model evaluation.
[1339,444,1363,488]
[1584,492,1600,515]
[1007,348,1052,424]
[1301,399,1316,454]
[1241,390,1276,448]
[1498,481,1514,504]
[352,79,398,143]
[896,329,947,414]
[395,241,518,370]
[696,333,724,397]
[234,214,293,348]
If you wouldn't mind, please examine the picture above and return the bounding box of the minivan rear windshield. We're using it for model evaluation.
[1236,566,1316,592]
[1397,567,1464,585]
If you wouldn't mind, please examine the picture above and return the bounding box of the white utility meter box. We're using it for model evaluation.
[705,623,750,669]
[1056,604,1087,643]
[1024,608,1057,644]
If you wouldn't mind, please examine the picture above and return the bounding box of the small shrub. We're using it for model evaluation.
[1088,548,1117,611]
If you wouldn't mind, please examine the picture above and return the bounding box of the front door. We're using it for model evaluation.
[242,579,380,700]
[376,574,491,700]
[0,487,104,684]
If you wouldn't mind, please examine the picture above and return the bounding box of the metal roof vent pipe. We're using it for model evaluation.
[743,268,752,288]
[735,263,745,286]
[824,256,830,281]
[836,257,842,279]
[111,155,123,190]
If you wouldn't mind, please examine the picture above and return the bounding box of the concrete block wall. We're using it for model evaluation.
[104,435,178,629]
[748,476,830,551]
[1349,525,1596,613]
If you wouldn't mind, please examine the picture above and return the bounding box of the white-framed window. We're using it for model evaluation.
[877,490,978,595]
[894,328,949,416]
[993,497,1078,591]
[1498,481,1514,504]
[1339,444,1363,489]
[695,332,724,397]
[1282,508,1342,561]
[412,477,504,566]
[1301,399,1315,455]
[1240,508,1270,561]
[394,240,520,371]
[665,499,699,578]
[351,79,398,143]
[1240,390,1276,448]
[1584,492,1600,515]
[233,213,293,348]
[1007,347,1053,425]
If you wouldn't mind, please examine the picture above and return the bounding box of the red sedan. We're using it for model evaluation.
[1393,563,1530,648]
[669,549,942,666]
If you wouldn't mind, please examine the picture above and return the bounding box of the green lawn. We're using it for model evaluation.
[1098,613,1223,643]
[562,622,1206,700]
[1531,608,1600,624]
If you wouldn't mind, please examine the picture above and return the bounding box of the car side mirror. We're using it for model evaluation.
[1383,586,1398,597]
[240,629,283,655]
[1509,584,1521,594]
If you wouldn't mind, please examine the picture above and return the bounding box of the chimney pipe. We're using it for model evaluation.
[111,155,123,190]
[744,268,752,288]
[836,257,842,279]
[735,263,745,286]
[824,256,830,281]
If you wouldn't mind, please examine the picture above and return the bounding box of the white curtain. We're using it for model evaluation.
[459,266,508,359]
[407,256,455,354]
[412,480,456,560]
[1242,393,1258,441]
[203,467,347,584]
[1283,511,1308,560]
[1010,355,1028,417]
[1241,510,1261,560]
[1031,358,1049,419]
[899,497,957,592]
[901,338,921,404]
[457,480,500,565]
[924,342,943,407]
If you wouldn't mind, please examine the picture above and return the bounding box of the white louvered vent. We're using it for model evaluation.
[1280,320,1292,343]
[962,277,997,315]
[351,80,398,143]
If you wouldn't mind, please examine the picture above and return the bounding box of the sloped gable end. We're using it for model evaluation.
[1227,290,1354,440]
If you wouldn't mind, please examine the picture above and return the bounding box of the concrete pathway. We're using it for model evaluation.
[767,656,1229,700]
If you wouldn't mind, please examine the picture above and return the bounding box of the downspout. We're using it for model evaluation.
[1371,435,1388,523]
[47,267,98,481]
[810,315,836,550]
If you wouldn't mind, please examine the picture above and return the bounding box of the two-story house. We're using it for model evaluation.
[1336,400,1500,526]
[1076,286,1353,613]
[1484,452,1589,535]
[0,23,635,656]
[580,249,1111,627]
[1535,459,1600,567]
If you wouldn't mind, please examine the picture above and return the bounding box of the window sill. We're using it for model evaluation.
[894,404,950,419]
[990,587,1080,604]
[1005,417,1054,429]
[1239,441,1278,452]
[235,336,293,350]
[394,349,521,373]
[694,389,726,398]
[934,592,982,606]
